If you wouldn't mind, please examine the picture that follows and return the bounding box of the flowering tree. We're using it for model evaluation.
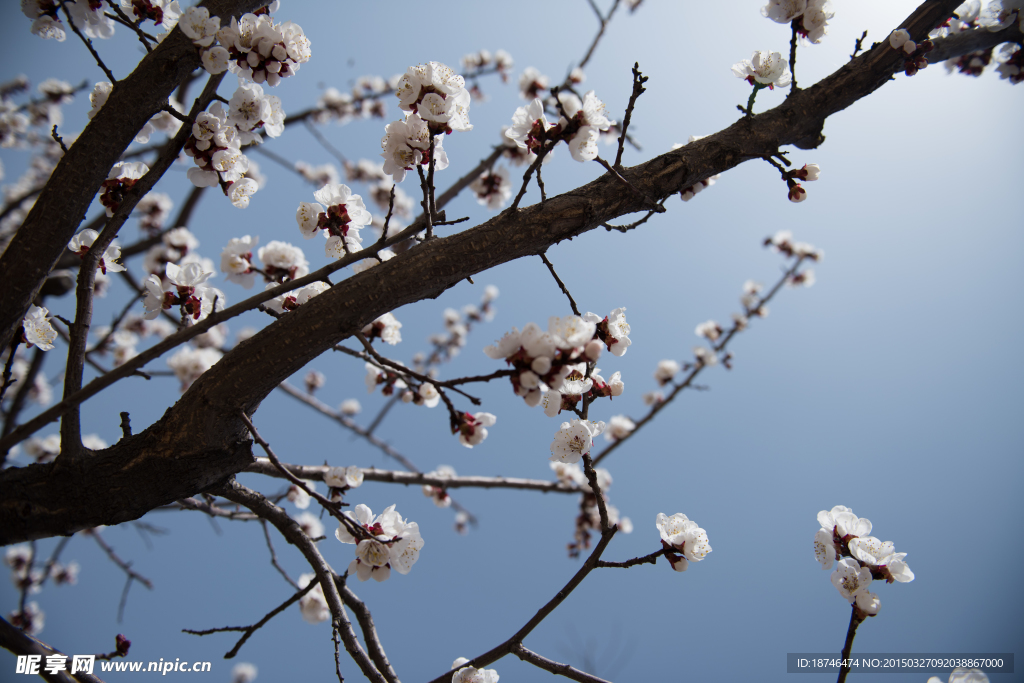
[1,1,1021,681]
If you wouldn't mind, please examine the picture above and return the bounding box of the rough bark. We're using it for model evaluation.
[5,0,1008,545]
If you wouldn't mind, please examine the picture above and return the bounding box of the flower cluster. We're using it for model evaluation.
[135,192,173,235]
[68,228,125,275]
[422,286,499,363]
[518,67,549,100]
[764,229,822,288]
[761,0,834,43]
[395,62,472,135]
[376,62,471,184]
[297,572,330,624]
[362,312,402,345]
[365,362,407,396]
[219,236,309,290]
[552,461,633,556]
[656,512,712,572]
[783,162,820,203]
[995,43,1023,83]
[296,183,371,258]
[462,49,514,77]
[380,113,448,183]
[98,162,149,217]
[197,11,311,86]
[815,505,915,617]
[484,309,629,411]
[264,281,329,315]
[335,504,424,582]
[504,90,612,163]
[183,101,262,208]
[469,167,512,209]
[980,0,1024,32]
[313,78,391,126]
[422,465,456,507]
[456,412,497,448]
[142,262,224,323]
[888,30,935,77]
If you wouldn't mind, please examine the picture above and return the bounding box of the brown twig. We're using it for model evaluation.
[182,580,316,658]
[212,478,390,683]
[596,548,665,568]
[511,643,613,683]
[60,0,117,83]
[424,525,619,683]
[594,252,809,466]
[614,62,648,168]
[837,605,864,683]
[539,252,581,316]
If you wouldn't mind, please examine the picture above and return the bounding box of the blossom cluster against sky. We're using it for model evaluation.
[1,1,1022,681]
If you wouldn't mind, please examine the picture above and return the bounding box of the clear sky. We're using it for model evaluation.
[1,1,1022,682]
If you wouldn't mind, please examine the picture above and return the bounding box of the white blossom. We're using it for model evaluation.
[814,528,836,570]
[230,663,258,683]
[549,419,606,464]
[220,235,258,288]
[395,62,472,132]
[605,415,635,441]
[817,505,872,538]
[654,359,680,385]
[452,666,500,683]
[855,590,881,615]
[830,557,873,602]
[325,466,363,489]
[179,6,220,47]
[335,504,424,582]
[656,512,712,570]
[22,305,56,351]
[167,346,222,390]
[458,412,496,447]
[297,573,330,624]
[732,51,792,88]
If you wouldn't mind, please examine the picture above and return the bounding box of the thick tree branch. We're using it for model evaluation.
[0,616,106,683]
[0,1,976,545]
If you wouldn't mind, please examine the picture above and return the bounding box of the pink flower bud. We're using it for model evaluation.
[788,184,807,203]
[585,339,604,361]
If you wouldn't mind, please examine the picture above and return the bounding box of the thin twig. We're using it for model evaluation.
[539,253,581,316]
[511,643,613,683]
[303,119,349,166]
[837,605,864,683]
[614,62,648,168]
[247,457,583,494]
[425,526,619,683]
[594,156,663,212]
[789,19,800,93]
[212,478,389,683]
[261,519,298,589]
[594,253,808,466]
[60,0,117,83]
[577,0,622,71]
[183,580,316,658]
[850,30,869,60]
[596,548,665,568]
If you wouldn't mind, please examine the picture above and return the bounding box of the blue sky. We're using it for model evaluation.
[1,1,1022,681]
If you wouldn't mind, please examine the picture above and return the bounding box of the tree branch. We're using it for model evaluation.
[0,0,975,545]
